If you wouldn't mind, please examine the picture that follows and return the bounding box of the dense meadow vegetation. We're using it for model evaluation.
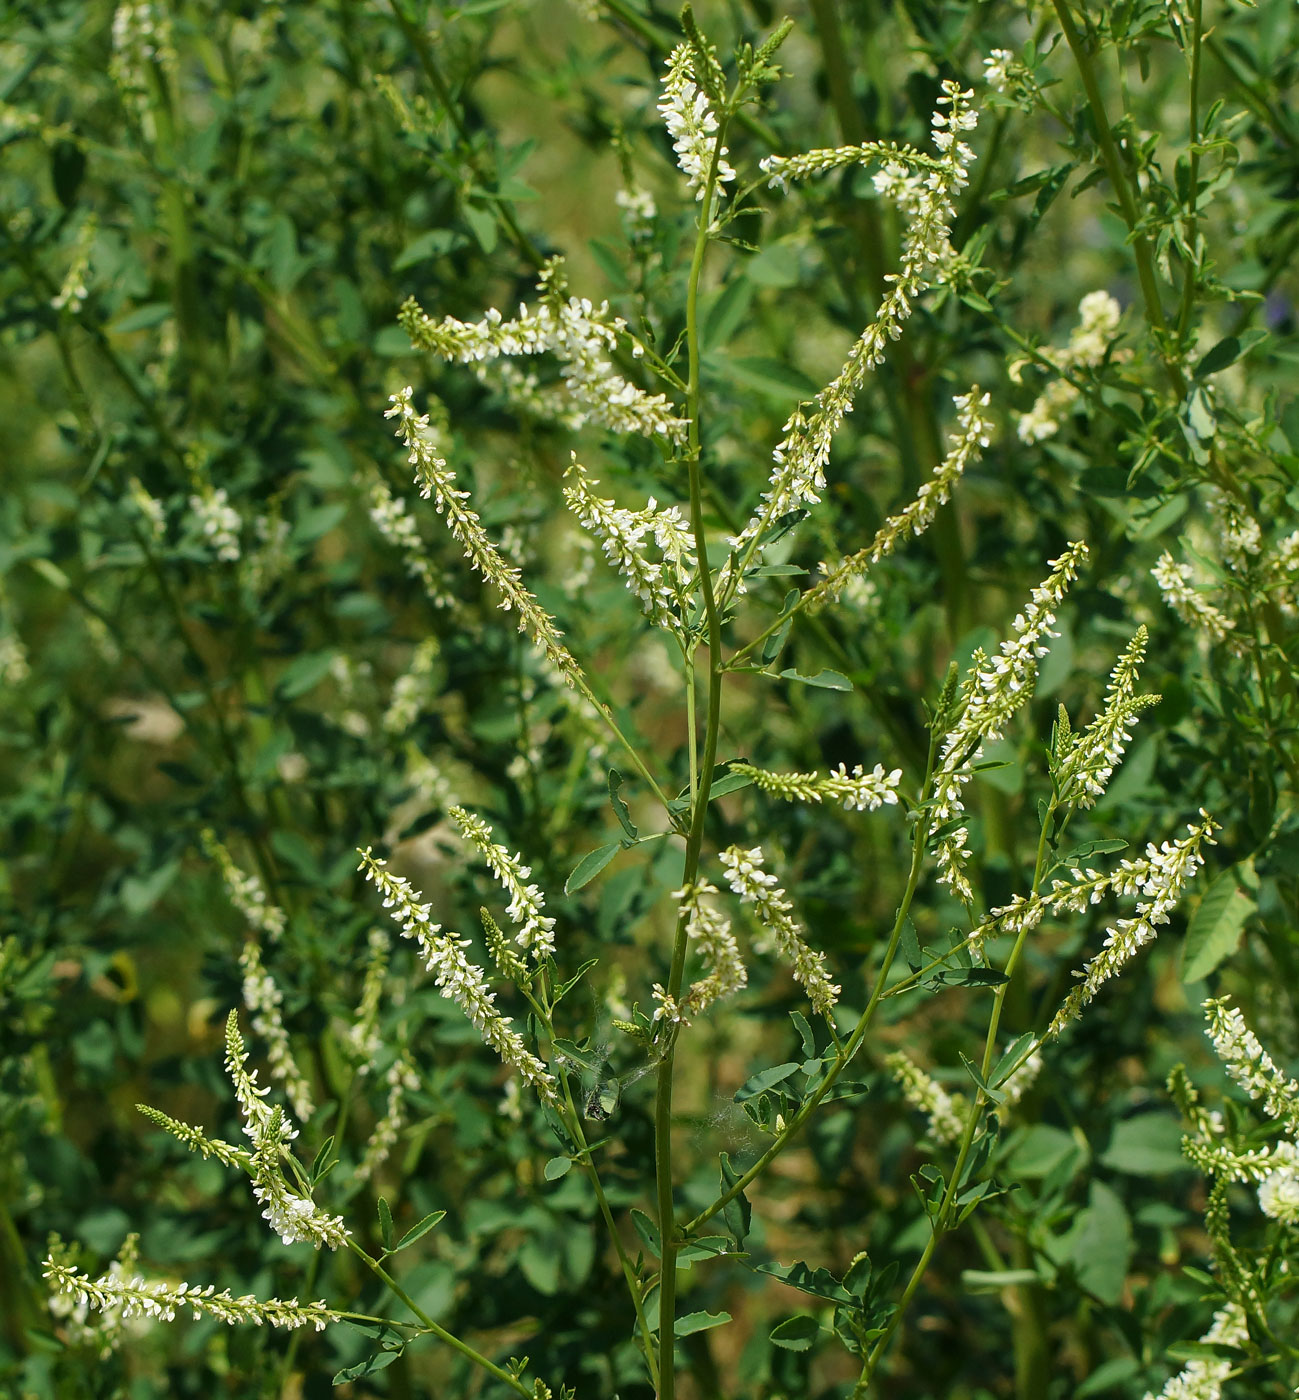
[2,1,1299,1397]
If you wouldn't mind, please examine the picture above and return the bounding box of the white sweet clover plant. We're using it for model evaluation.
[50,14,1221,1397]
[1152,999,1299,1398]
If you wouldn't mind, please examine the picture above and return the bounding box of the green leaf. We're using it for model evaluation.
[674,1310,731,1337]
[393,228,462,270]
[1061,1180,1132,1305]
[770,1314,820,1350]
[777,667,853,691]
[988,1033,1037,1089]
[107,303,174,335]
[631,1208,661,1258]
[1100,1114,1190,1176]
[565,843,621,894]
[754,1259,850,1303]
[543,1156,572,1181]
[276,650,337,700]
[1194,328,1266,378]
[377,1197,394,1252]
[333,1348,402,1384]
[392,1211,446,1252]
[961,1268,1042,1292]
[723,354,819,401]
[310,1136,337,1186]
[899,916,921,972]
[707,767,754,800]
[608,769,637,841]
[790,1011,816,1059]
[734,1062,799,1102]
[1181,864,1255,982]
[719,1152,751,1247]
[552,957,599,1003]
[550,1037,604,1074]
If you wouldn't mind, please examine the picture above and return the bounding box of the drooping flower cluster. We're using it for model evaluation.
[887,1052,966,1146]
[383,638,442,734]
[1151,550,1240,649]
[1204,997,1299,1139]
[1142,1302,1248,1400]
[369,480,456,609]
[358,848,557,1102]
[1053,626,1160,809]
[719,846,840,1016]
[343,927,391,1067]
[734,761,902,812]
[201,830,287,942]
[658,43,736,200]
[809,388,993,610]
[52,214,96,314]
[1013,291,1126,443]
[352,1051,420,1186]
[238,938,314,1124]
[385,386,581,686]
[449,806,556,959]
[396,260,686,441]
[931,542,1089,901]
[1047,813,1217,1037]
[563,455,692,633]
[728,83,979,577]
[109,1,176,136]
[189,488,241,563]
[45,1255,341,1333]
[224,1012,350,1249]
[675,881,748,1017]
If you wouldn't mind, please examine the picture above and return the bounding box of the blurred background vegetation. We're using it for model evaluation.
[2,0,1298,1397]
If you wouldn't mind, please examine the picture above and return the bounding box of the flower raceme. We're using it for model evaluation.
[358,847,558,1103]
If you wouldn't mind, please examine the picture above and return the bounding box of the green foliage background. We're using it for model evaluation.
[2,0,1298,1397]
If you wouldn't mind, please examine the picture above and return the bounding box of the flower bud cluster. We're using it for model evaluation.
[201,831,286,943]
[224,1012,350,1249]
[730,83,979,577]
[397,261,685,441]
[369,480,455,609]
[1047,813,1217,1037]
[931,542,1088,901]
[383,638,442,735]
[886,1052,965,1146]
[359,848,557,1102]
[238,939,315,1124]
[352,1052,420,1186]
[719,846,840,1016]
[449,806,556,959]
[1014,291,1125,443]
[1054,626,1160,809]
[735,760,902,812]
[563,456,688,633]
[386,387,581,687]
[811,389,993,609]
[675,881,747,1017]
[189,488,241,563]
[658,44,736,200]
[45,1256,340,1332]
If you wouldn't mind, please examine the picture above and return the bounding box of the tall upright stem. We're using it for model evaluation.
[654,129,730,1400]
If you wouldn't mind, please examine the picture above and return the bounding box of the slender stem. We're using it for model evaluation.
[654,109,734,1400]
[386,0,543,267]
[1174,0,1205,344]
[1050,0,1188,399]
[347,1240,534,1397]
[683,785,937,1238]
[856,807,1057,1392]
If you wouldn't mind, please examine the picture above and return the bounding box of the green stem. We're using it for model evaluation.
[855,807,1057,1393]
[683,796,935,1237]
[1050,0,1188,399]
[346,1239,534,1398]
[1174,0,1205,345]
[386,0,544,267]
[654,111,733,1400]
